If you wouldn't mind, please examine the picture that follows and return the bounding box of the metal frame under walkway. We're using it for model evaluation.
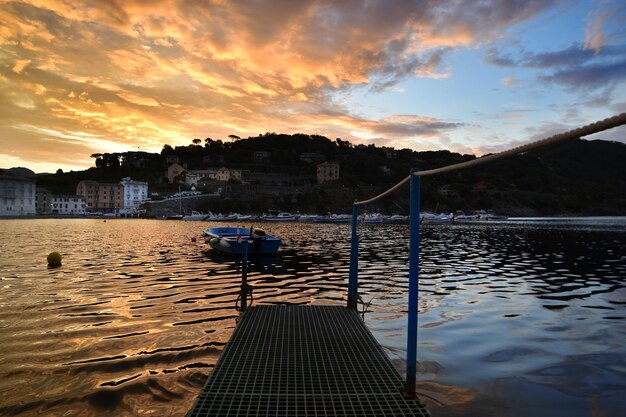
[188,305,430,417]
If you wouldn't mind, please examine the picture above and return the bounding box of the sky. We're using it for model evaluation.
[0,0,625,173]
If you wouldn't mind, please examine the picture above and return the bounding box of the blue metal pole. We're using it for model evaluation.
[405,171,420,398]
[241,239,248,311]
[347,203,359,309]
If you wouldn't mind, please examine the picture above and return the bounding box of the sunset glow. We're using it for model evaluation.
[1,0,625,172]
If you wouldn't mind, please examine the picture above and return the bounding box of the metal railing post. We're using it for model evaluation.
[405,171,420,398]
[241,239,248,312]
[347,203,359,309]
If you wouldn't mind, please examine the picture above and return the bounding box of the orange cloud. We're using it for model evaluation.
[0,0,559,171]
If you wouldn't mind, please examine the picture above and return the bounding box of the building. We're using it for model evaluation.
[76,180,123,212]
[120,177,148,209]
[166,155,180,164]
[36,188,52,215]
[186,169,216,187]
[76,180,99,210]
[253,151,271,163]
[299,152,326,164]
[166,163,186,183]
[316,162,340,184]
[216,167,242,182]
[0,171,36,216]
[97,183,124,211]
[51,195,86,214]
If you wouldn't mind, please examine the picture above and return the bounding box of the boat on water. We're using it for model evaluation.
[183,211,209,221]
[385,214,408,223]
[453,210,480,223]
[203,227,282,255]
[420,212,453,224]
[476,210,508,221]
[296,214,318,222]
[263,212,297,221]
[204,212,238,222]
[363,214,385,224]
[314,214,352,223]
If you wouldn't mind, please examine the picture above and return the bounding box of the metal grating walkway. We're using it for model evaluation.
[188,305,430,417]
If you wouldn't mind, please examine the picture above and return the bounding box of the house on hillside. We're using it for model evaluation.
[316,162,340,184]
[300,152,326,163]
[253,151,271,163]
[167,163,186,183]
[216,167,242,182]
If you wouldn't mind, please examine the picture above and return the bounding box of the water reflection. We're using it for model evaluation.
[0,218,625,417]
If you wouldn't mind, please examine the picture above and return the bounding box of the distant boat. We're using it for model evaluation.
[420,212,453,224]
[203,227,281,256]
[363,214,385,224]
[204,212,238,221]
[183,211,209,221]
[453,211,480,223]
[263,212,297,222]
[476,210,508,221]
[297,214,318,222]
[385,214,408,223]
[314,214,352,223]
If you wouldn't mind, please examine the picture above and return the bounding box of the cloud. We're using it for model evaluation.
[486,43,626,90]
[0,0,562,171]
[583,0,626,53]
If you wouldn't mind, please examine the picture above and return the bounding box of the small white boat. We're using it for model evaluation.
[385,214,408,223]
[363,214,385,224]
[183,211,209,221]
[314,214,352,223]
[263,212,297,221]
[297,214,318,222]
[421,212,453,224]
[204,212,238,222]
[476,210,508,221]
[453,211,480,223]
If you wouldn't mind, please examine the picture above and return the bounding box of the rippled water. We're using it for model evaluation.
[0,218,625,417]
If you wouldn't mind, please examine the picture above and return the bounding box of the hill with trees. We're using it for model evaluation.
[35,133,626,216]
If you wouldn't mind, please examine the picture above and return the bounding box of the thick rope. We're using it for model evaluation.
[355,112,626,206]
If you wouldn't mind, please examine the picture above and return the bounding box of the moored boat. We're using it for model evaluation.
[420,212,453,224]
[183,211,209,221]
[262,212,297,221]
[203,227,281,255]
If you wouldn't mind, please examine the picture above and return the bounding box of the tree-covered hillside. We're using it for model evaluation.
[35,133,626,215]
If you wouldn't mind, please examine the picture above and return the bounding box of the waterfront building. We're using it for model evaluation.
[316,162,340,184]
[51,195,86,215]
[0,171,36,216]
[120,177,148,209]
[76,180,123,212]
[36,188,52,215]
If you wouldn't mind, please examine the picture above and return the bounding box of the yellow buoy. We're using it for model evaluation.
[47,252,62,268]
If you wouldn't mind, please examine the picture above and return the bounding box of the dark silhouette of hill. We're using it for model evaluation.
[35,134,626,216]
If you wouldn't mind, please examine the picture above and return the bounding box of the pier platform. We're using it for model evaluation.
[188,305,429,416]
